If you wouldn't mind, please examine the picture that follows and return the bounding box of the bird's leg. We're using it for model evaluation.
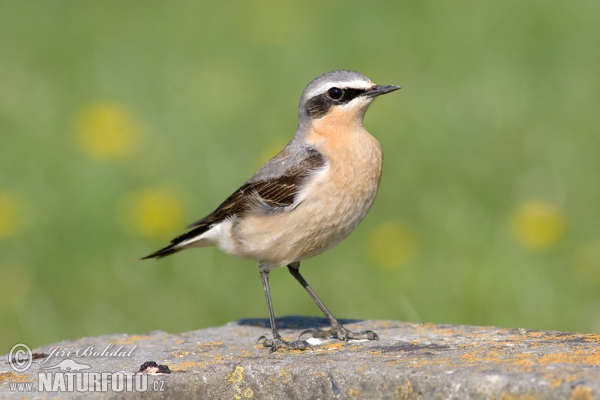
[287,262,379,342]
[256,264,311,352]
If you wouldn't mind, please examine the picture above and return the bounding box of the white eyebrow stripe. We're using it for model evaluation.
[304,79,373,100]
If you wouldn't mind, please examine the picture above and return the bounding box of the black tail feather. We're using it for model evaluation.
[141,224,212,260]
[140,244,181,260]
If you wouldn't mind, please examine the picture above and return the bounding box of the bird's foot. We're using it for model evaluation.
[257,335,312,353]
[299,324,379,342]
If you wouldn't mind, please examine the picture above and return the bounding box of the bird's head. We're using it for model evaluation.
[298,70,401,129]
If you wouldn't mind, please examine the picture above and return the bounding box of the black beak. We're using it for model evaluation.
[364,84,402,98]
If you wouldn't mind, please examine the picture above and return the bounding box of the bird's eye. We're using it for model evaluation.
[327,87,344,101]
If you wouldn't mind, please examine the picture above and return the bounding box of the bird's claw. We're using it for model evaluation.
[256,335,268,344]
[299,325,379,341]
[257,335,312,352]
[334,326,379,341]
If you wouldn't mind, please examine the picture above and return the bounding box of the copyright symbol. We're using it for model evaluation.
[8,343,32,372]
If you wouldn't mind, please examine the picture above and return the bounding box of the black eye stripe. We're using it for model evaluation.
[304,87,369,119]
[341,88,367,102]
[305,95,331,118]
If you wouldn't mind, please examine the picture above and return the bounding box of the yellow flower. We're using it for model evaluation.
[0,192,26,239]
[119,188,184,239]
[511,200,565,250]
[74,102,139,160]
[368,222,418,270]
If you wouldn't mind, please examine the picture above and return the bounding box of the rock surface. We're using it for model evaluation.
[1,316,599,399]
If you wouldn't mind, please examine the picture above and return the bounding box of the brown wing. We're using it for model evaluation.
[187,149,326,228]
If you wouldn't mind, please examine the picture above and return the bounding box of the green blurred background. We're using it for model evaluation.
[1,1,599,352]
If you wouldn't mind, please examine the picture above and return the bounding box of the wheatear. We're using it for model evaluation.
[143,70,400,352]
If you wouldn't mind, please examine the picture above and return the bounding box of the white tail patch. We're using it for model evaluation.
[176,220,232,249]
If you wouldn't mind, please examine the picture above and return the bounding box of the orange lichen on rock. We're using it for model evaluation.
[165,361,206,371]
[539,350,600,366]
[172,350,194,358]
[197,341,224,348]
[113,335,149,345]
[319,342,346,351]
[570,386,594,400]
[0,372,35,383]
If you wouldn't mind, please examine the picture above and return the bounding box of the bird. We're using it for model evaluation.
[142,70,401,352]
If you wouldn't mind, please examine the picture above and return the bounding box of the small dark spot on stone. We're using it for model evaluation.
[139,361,171,374]
[331,377,341,397]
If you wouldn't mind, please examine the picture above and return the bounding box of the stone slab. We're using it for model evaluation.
[1,317,599,399]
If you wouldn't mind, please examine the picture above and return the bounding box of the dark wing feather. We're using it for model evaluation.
[187,149,326,228]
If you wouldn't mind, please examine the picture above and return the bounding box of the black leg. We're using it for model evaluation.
[256,264,311,352]
[287,262,379,341]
